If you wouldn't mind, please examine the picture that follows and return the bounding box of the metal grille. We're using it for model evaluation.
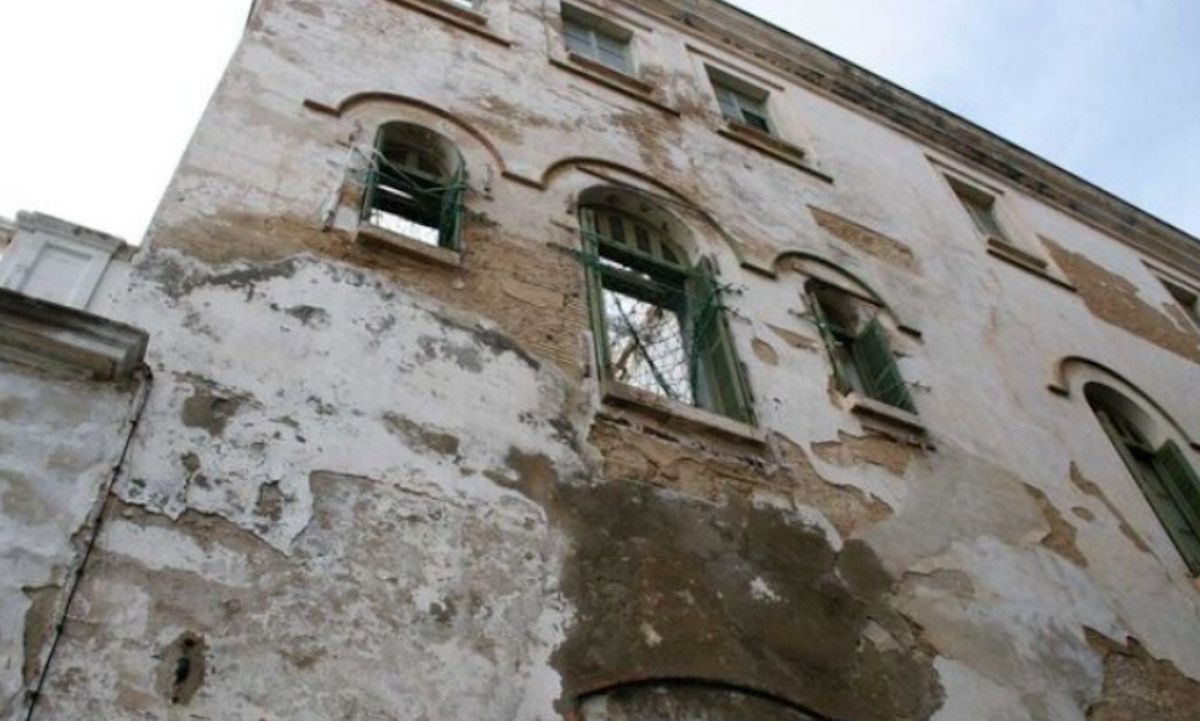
[602,284,693,404]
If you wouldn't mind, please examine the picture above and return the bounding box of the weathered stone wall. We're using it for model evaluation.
[0,364,141,721]
[15,0,1200,719]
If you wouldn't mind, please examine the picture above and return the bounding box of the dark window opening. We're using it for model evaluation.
[363,125,465,250]
[1162,279,1200,329]
[949,179,1011,245]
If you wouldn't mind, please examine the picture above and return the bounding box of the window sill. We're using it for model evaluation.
[601,379,765,445]
[356,223,462,268]
[384,0,513,47]
[716,121,832,183]
[985,236,1076,292]
[550,55,680,117]
[844,392,927,440]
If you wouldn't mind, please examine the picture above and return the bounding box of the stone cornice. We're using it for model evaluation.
[0,288,148,381]
[630,0,1200,279]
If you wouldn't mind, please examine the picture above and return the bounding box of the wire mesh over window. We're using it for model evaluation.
[578,201,756,424]
[602,275,694,405]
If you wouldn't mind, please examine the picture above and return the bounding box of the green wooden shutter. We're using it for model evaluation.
[806,288,849,394]
[361,132,385,220]
[580,208,611,378]
[686,259,755,424]
[1152,441,1200,574]
[438,166,465,250]
[852,319,916,413]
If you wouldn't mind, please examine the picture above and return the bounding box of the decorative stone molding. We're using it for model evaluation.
[0,288,148,381]
[716,120,831,182]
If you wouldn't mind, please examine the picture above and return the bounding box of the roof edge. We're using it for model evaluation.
[637,0,1199,276]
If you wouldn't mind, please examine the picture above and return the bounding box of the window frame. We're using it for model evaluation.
[707,67,774,134]
[947,175,1015,247]
[807,281,916,414]
[1091,400,1200,575]
[1161,277,1200,330]
[361,126,466,253]
[580,205,755,425]
[560,5,635,76]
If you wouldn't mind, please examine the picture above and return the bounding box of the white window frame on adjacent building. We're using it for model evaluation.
[0,213,125,311]
[561,4,634,75]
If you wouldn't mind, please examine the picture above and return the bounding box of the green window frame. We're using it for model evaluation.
[580,206,755,424]
[362,129,465,251]
[1095,408,1200,574]
[807,283,916,413]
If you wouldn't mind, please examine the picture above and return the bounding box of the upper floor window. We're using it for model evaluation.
[1161,277,1200,329]
[807,281,915,413]
[579,189,755,424]
[708,67,772,134]
[949,177,1011,246]
[1087,383,1200,574]
[561,5,633,75]
[362,122,465,251]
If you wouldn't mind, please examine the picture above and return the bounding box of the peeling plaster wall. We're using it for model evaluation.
[0,364,140,721]
[18,0,1200,719]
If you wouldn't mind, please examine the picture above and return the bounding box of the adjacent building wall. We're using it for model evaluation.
[0,355,145,721]
[14,1,1200,720]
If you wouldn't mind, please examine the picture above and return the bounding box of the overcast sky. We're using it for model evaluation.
[0,1,1196,243]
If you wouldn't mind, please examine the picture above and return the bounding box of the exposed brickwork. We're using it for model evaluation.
[810,207,920,273]
[1045,239,1200,364]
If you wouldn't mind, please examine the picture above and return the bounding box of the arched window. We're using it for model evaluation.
[362,122,465,250]
[579,189,754,424]
[806,280,915,413]
[1087,383,1200,573]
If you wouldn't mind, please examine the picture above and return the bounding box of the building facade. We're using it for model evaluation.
[3,0,1200,719]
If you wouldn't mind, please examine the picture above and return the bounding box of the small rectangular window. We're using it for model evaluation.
[707,68,773,134]
[561,6,633,75]
[1162,279,1200,329]
[949,178,1011,245]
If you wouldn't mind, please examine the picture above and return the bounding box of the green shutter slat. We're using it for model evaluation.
[1152,441,1200,573]
[438,166,465,250]
[362,132,386,220]
[853,319,916,413]
[686,260,755,424]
